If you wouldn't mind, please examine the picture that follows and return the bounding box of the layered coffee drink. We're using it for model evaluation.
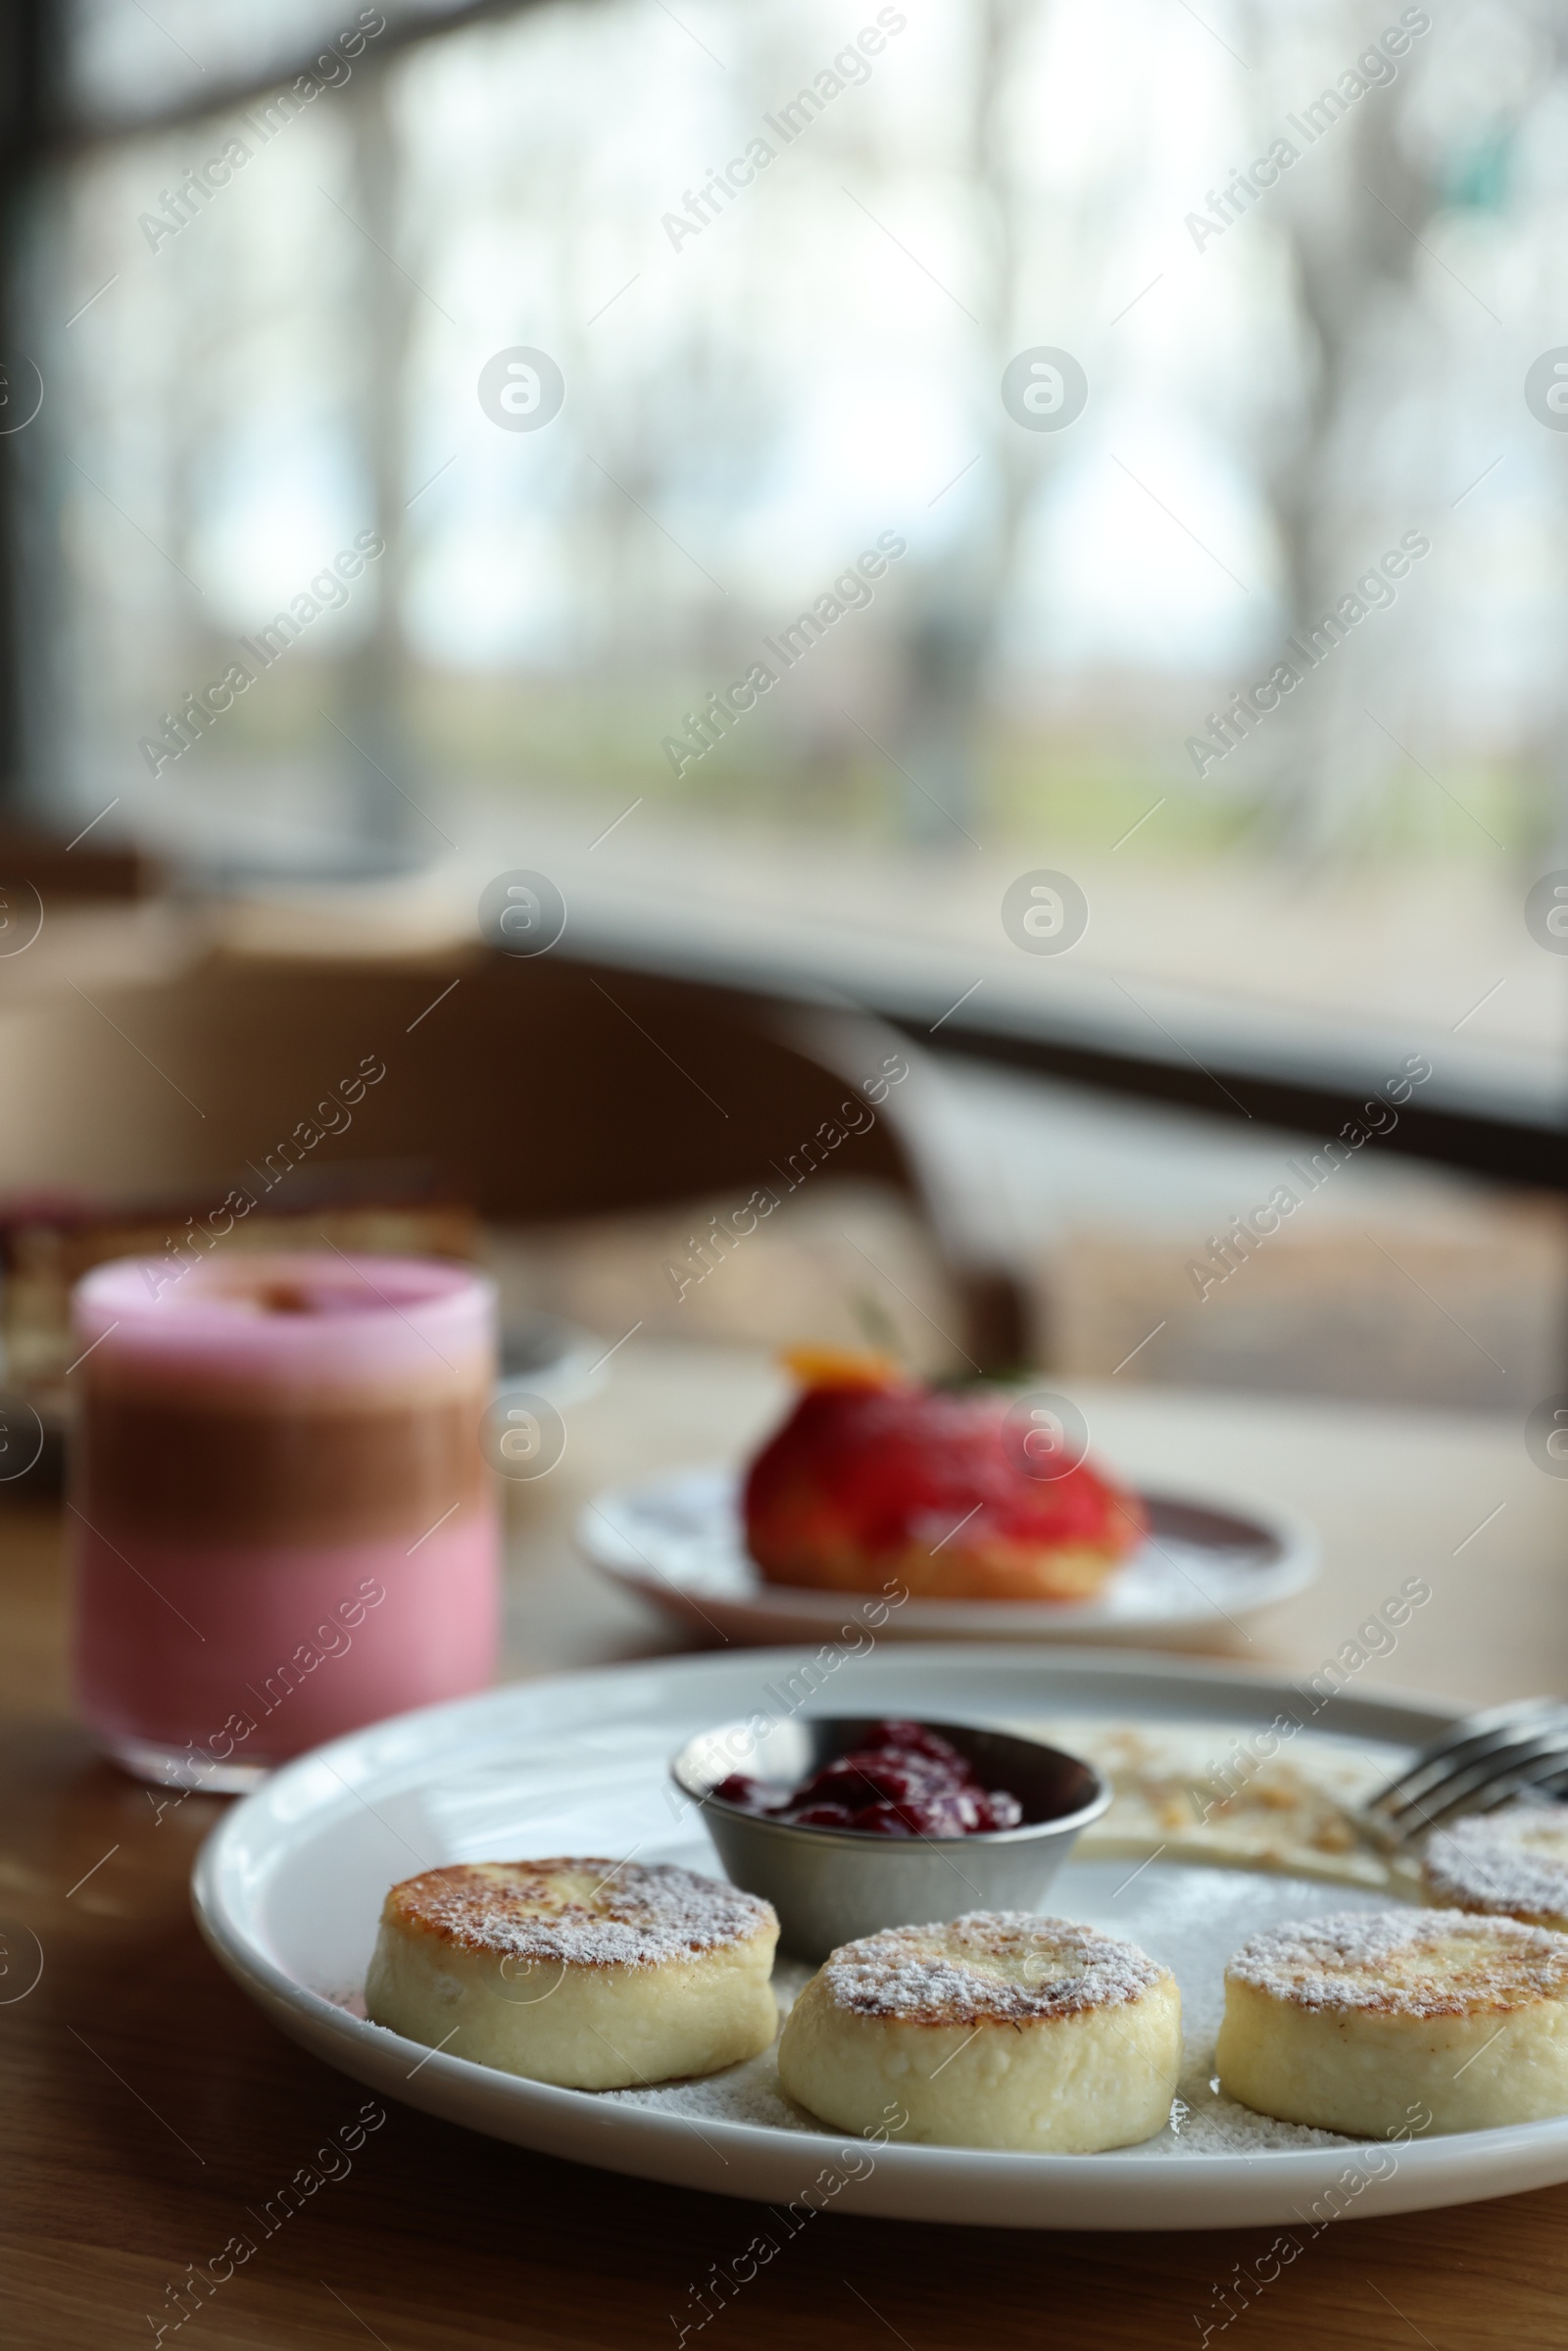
[69,1252,499,1787]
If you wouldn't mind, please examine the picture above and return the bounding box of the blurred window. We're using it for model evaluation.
[14,0,1567,1125]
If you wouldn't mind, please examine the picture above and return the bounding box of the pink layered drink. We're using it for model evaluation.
[69,1252,499,1788]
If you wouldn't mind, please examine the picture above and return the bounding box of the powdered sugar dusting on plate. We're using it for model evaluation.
[1165,2081,1355,2154]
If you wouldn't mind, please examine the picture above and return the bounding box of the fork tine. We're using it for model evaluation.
[1451,1748,1568,1823]
[1366,1696,1568,1822]
[1390,1725,1568,1835]
[1380,1718,1568,1815]
[1374,1716,1568,1820]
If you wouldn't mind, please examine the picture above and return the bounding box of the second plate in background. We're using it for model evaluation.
[577,1465,1317,1647]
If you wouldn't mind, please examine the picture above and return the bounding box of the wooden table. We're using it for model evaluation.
[4,1344,1565,2349]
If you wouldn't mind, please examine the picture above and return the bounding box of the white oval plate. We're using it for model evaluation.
[192,1644,1568,2229]
[577,1465,1317,1646]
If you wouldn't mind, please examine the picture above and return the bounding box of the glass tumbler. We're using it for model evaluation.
[68,1251,500,1789]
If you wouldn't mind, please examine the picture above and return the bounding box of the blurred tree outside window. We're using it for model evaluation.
[9,0,1567,1124]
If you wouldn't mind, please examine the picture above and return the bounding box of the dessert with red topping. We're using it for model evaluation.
[711,1718,1025,1837]
[743,1350,1144,1601]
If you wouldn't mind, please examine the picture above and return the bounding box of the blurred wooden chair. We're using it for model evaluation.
[0,941,1031,1374]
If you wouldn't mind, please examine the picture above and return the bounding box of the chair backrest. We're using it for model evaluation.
[0,945,1031,1367]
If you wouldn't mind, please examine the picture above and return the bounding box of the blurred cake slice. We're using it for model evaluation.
[744,1352,1143,1601]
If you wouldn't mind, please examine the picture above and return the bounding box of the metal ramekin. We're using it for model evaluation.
[669,1714,1111,1960]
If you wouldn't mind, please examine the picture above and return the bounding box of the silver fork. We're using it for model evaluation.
[1362,1695,1568,1849]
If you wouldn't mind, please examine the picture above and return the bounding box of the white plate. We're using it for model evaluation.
[577,1465,1317,1645]
[191,1644,1568,2229]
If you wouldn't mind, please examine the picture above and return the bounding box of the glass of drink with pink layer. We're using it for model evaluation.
[68,1251,500,1790]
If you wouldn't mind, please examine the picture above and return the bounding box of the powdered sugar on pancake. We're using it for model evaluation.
[821,1912,1167,2025]
[1227,1907,1568,2017]
[1424,1810,1568,1925]
[384,1858,775,1969]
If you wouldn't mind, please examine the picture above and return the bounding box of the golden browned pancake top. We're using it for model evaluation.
[383,1858,775,1970]
[820,1913,1167,2026]
[1226,1908,1568,2019]
[1424,1810,1568,1925]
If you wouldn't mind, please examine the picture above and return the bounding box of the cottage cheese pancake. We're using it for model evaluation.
[1423,1808,1568,1932]
[777,1912,1181,2151]
[365,1859,779,2088]
[1217,1908,1568,2133]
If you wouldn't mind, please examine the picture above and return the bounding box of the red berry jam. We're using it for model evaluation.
[711,1720,1024,1837]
